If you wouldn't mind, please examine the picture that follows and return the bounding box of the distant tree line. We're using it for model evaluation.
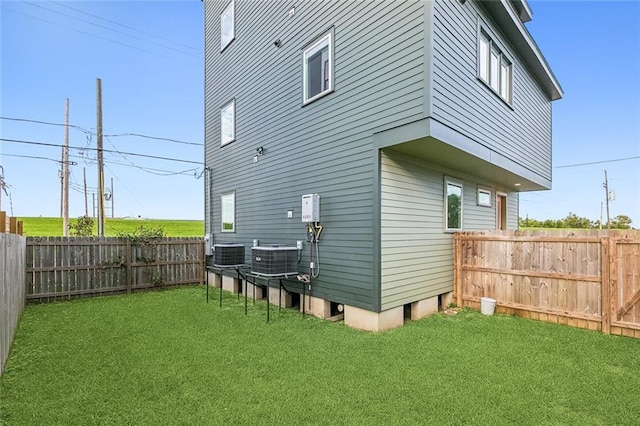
[519,212,633,229]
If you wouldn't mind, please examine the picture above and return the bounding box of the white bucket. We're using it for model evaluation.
[480,297,496,316]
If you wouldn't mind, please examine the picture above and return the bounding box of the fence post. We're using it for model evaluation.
[199,239,205,285]
[600,237,611,334]
[9,217,17,234]
[454,233,462,307]
[0,211,5,233]
[126,240,132,294]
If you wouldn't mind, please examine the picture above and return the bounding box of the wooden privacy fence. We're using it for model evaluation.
[1,232,27,376]
[454,230,640,338]
[26,237,205,302]
[0,211,23,235]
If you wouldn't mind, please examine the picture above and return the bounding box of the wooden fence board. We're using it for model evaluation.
[25,237,204,302]
[457,230,640,338]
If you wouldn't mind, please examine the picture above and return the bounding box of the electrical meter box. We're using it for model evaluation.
[204,234,213,256]
[301,194,320,223]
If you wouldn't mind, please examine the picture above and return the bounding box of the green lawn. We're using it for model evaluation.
[18,217,204,237]
[1,287,639,425]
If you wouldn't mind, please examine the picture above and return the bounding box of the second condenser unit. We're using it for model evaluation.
[251,245,298,276]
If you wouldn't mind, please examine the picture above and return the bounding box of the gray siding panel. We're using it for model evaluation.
[380,150,514,310]
[205,0,424,310]
[431,0,552,182]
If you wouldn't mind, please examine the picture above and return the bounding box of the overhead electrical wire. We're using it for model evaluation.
[50,0,201,53]
[21,0,200,58]
[0,116,203,147]
[3,5,199,66]
[555,156,640,169]
[3,151,201,178]
[1,138,203,165]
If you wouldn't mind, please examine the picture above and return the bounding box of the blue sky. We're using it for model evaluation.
[1,1,639,225]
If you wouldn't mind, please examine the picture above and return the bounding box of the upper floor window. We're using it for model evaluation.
[479,30,512,104]
[221,100,235,146]
[303,31,334,104]
[446,180,463,231]
[221,0,235,51]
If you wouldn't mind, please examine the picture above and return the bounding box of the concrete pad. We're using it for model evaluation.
[245,281,264,300]
[344,305,404,332]
[221,275,239,294]
[300,295,331,319]
[207,272,221,288]
[440,291,454,309]
[267,285,292,308]
[411,296,439,321]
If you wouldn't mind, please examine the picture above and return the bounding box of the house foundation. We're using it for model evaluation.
[411,296,439,321]
[344,305,404,332]
[221,275,240,294]
[206,271,221,288]
[300,295,331,319]
[268,285,292,308]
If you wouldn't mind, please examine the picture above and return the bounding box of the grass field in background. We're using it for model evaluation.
[18,217,204,237]
[1,286,639,425]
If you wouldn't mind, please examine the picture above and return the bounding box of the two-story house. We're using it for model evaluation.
[203,0,562,331]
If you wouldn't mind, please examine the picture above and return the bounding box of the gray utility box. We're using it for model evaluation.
[213,243,245,267]
[251,245,298,276]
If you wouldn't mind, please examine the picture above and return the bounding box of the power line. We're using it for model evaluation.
[2,151,197,177]
[51,0,201,53]
[3,5,199,67]
[0,116,203,146]
[1,138,203,165]
[104,133,203,146]
[21,0,199,58]
[555,156,640,169]
[0,116,93,134]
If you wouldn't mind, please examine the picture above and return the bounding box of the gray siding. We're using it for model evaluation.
[431,0,553,182]
[204,0,424,310]
[380,150,517,310]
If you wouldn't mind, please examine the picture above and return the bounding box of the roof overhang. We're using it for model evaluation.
[510,0,533,23]
[374,117,551,192]
[481,0,563,101]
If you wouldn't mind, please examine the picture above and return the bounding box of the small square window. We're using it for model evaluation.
[446,181,463,231]
[221,100,235,146]
[303,31,333,104]
[221,0,235,51]
[478,188,492,207]
[221,193,235,232]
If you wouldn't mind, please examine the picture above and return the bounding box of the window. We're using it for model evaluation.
[303,31,333,104]
[220,0,234,51]
[446,181,463,231]
[479,30,512,103]
[221,193,235,232]
[221,100,235,146]
[477,188,492,207]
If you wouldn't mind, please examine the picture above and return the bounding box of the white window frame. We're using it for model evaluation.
[445,179,463,232]
[478,28,512,104]
[477,187,492,207]
[221,192,235,232]
[220,100,235,146]
[220,0,235,51]
[302,31,334,104]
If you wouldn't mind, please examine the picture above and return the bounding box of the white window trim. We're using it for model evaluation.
[445,178,463,232]
[220,0,235,51]
[477,187,492,207]
[478,27,513,105]
[220,100,235,146]
[221,192,235,233]
[302,31,334,105]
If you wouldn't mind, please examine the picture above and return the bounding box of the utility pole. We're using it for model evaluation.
[62,98,70,237]
[603,170,611,230]
[96,78,105,236]
[83,167,88,216]
[111,177,114,218]
[0,165,5,211]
